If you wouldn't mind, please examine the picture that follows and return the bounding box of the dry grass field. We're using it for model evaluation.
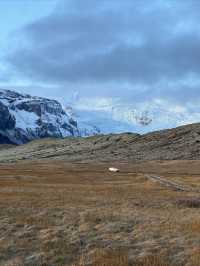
[0,160,199,266]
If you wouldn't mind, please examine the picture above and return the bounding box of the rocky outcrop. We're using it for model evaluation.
[0,89,79,144]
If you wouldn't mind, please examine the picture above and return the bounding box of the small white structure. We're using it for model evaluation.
[109,167,119,172]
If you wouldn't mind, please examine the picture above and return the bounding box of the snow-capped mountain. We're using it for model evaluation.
[69,96,200,135]
[71,109,135,134]
[65,95,154,135]
[0,89,80,144]
[1,88,198,145]
[64,106,101,136]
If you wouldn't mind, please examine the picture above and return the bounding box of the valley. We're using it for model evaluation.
[0,110,200,265]
[0,160,199,265]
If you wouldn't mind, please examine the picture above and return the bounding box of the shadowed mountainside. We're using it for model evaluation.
[0,122,200,163]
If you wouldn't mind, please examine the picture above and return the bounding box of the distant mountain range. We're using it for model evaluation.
[69,96,200,135]
[0,88,157,144]
[0,88,199,145]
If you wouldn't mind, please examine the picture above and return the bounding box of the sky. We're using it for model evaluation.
[1,0,200,132]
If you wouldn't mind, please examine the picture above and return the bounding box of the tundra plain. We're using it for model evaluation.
[0,160,199,266]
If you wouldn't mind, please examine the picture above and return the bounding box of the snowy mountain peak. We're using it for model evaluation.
[0,89,80,144]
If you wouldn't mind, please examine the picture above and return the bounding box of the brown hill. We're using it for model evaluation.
[0,123,200,163]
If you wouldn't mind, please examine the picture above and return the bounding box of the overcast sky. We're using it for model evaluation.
[1,0,200,130]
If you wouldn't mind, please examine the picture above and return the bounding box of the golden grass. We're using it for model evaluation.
[0,160,199,266]
[73,250,173,266]
[135,255,172,266]
[72,249,129,266]
[182,220,200,234]
[188,247,200,266]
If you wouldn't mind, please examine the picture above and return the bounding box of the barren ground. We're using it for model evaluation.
[0,160,199,266]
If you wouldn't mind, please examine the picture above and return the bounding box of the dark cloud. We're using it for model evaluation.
[6,0,200,103]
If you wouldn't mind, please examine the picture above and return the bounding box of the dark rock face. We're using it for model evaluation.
[0,89,79,144]
[0,134,13,144]
[0,102,15,130]
[15,99,66,117]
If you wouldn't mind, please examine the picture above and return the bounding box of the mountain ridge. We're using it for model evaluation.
[0,89,80,144]
[0,89,101,144]
[1,122,200,163]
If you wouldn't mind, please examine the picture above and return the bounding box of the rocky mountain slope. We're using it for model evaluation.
[1,122,200,163]
[0,89,83,144]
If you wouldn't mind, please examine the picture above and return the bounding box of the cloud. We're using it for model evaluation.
[4,0,200,108]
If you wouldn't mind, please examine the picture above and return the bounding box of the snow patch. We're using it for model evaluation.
[10,109,38,130]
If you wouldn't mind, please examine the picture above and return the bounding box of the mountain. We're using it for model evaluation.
[64,106,101,136]
[1,122,200,163]
[70,97,200,135]
[71,109,135,134]
[0,89,80,144]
